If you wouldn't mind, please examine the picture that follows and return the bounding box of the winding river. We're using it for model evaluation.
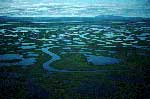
[41,47,128,73]
[41,47,67,72]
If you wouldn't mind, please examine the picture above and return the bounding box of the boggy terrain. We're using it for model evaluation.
[0,17,150,99]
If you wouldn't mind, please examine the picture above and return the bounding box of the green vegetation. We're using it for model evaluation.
[0,19,149,98]
[0,52,148,99]
[51,53,123,70]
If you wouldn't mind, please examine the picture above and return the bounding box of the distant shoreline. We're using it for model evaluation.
[0,15,150,22]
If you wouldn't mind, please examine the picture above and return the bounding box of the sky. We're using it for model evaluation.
[0,0,150,17]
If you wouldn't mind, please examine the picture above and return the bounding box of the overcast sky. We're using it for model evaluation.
[0,0,149,17]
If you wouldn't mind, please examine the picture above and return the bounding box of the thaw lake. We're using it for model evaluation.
[0,18,150,69]
[0,16,150,99]
[85,55,121,65]
[0,54,37,66]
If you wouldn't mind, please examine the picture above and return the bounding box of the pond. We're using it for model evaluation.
[0,54,37,67]
[85,55,121,65]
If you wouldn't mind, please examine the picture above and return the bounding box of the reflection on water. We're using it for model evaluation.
[0,54,37,67]
[0,19,150,67]
[0,54,22,61]
[85,55,121,65]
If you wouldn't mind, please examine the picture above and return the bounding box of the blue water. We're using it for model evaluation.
[85,55,121,65]
[0,54,37,67]
[0,54,23,61]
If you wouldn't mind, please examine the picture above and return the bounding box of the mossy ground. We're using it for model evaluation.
[0,50,149,99]
[0,21,149,98]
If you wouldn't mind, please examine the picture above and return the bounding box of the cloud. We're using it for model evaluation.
[0,1,149,17]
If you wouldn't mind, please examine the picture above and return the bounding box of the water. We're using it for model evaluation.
[85,55,121,65]
[0,54,37,67]
[0,17,150,68]
[0,54,23,61]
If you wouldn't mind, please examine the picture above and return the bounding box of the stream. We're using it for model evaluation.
[41,47,126,73]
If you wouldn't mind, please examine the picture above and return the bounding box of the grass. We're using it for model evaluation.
[0,50,149,99]
[51,53,98,71]
[0,21,149,98]
[50,52,150,71]
[0,50,50,99]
